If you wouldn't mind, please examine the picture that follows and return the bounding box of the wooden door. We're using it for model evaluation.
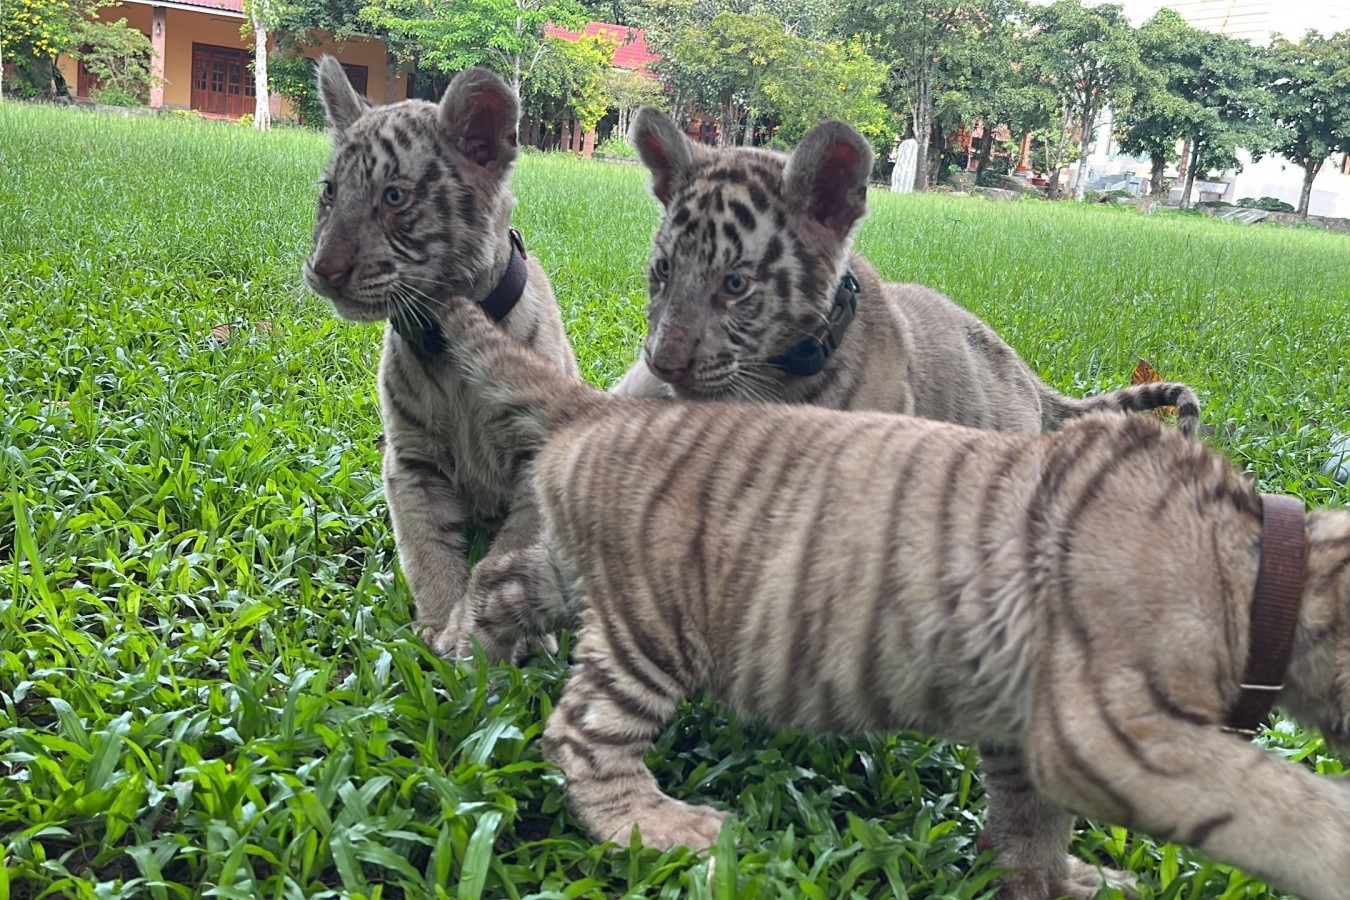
[190,44,256,118]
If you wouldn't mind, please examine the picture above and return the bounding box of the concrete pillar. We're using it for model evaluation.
[150,6,167,109]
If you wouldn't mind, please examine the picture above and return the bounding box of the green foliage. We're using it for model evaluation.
[1,0,93,97]
[527,33,616,134]
[72,14,161,106]
[3,101,1349,899]
[267,51,324,128]
[762,37,894,151]
[359,0,588,93]
[1265,30,1350,215]
[654,11,790,143]
[596,133,637,155]
[1238,196,1297,212]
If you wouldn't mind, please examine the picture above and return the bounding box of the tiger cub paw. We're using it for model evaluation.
[1061,857,1136,899]
[464,549,564,659]
[609,800,730,852]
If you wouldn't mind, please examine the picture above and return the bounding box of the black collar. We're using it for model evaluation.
[1223,493,1308,738]
[392,228,529,357]
[765,271,859,377]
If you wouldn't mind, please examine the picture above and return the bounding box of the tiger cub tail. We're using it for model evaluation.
[439,297,607,438]
[1041,363,1200,437]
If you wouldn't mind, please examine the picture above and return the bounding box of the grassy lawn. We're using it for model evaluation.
[2,101,1348,899]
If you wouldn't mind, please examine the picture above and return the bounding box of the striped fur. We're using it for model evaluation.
[418,284,1350,900]
[611,107,1201,436]
[540,407,1350,900]
[303,57,579,661]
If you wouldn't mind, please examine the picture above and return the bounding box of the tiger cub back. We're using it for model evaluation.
[611,107,1199,437]
[304,57,578,662]
[537,400,1350,900]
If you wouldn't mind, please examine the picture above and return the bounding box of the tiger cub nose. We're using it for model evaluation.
[311,256,354,289]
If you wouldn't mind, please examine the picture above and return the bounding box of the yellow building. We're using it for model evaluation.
[57,0,406,119]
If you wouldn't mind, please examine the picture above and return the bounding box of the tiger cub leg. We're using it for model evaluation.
[1026,695,1350,900]
[542,618,729,849]
[979,746,1135,900]
[382,447,474,651]
[462,473,570,662]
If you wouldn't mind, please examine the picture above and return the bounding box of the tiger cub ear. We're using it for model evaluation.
[782,121,874,244]
[630,106,696,207]
[440,67,520,179]
[316,55,371,136]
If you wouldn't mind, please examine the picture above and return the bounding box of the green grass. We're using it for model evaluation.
[1,101,1348,899]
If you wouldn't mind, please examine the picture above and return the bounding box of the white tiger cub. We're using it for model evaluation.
[303,56,578,661]
[415,284,1350,900]
[609,106,1204,894]
[611,107,1199,436]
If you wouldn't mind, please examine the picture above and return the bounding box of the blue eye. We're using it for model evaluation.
[654,257,671,279]
[723,274,749,295]
[384,186,408,207]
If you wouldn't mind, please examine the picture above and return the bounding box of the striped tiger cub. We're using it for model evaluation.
[424,284,1350,900]
[611,106,1199,437]
[303,58,578,662]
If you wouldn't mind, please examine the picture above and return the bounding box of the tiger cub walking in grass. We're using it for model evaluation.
[303,57,578,661]
[608,106,1204,893]
[611,106,1198,435]
[419,286,1350,900]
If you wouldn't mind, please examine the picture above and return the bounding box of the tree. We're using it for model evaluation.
[2,0,90,99]
[1266,30,1350,218]
[1117,9,1196,197]
[654,12,788,146]
[524,32,615,141]
[71,15,161,106]
[606,67,665,139]
[837,0,961,190]
[760,36,893,151]
[1026,0,1139,200]
[932,1,1051,182]
[241,0,285,128]
[359,0,589,98]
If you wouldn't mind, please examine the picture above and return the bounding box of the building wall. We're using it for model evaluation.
[58,1,405,117]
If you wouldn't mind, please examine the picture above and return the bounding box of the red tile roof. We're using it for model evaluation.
[161,0,243,12]
[545,22,659,73]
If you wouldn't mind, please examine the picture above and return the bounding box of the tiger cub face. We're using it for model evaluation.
[629,109,872,399]
[304,58,520,326]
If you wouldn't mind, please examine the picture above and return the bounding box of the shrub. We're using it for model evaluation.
[267,51,324,129]
[1238,195,1296,212]
[72,16,161,106]
[595,134,636,157]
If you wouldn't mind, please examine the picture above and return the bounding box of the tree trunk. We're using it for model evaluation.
[1177,138,1190,184]
[1179,139,1202,209]
[1047,109,1072,199]
[1298,156,1323,219]
[975,124,994,182]
[250,11,271,130]
[913,74,933,191]
[1149,153,1165,197]
[741,110,755,146]
[1073,106,1094,201]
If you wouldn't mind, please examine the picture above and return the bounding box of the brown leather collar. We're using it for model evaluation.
[1223,493,1308,737]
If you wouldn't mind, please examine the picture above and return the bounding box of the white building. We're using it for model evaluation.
[1073,0,1350,214]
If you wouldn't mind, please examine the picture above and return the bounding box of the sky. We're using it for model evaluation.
[1025,0,1350,35]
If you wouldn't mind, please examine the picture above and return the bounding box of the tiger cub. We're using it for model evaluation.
[411,284,1350,900]
[611,106,1199,436]
[303,56,578,661]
